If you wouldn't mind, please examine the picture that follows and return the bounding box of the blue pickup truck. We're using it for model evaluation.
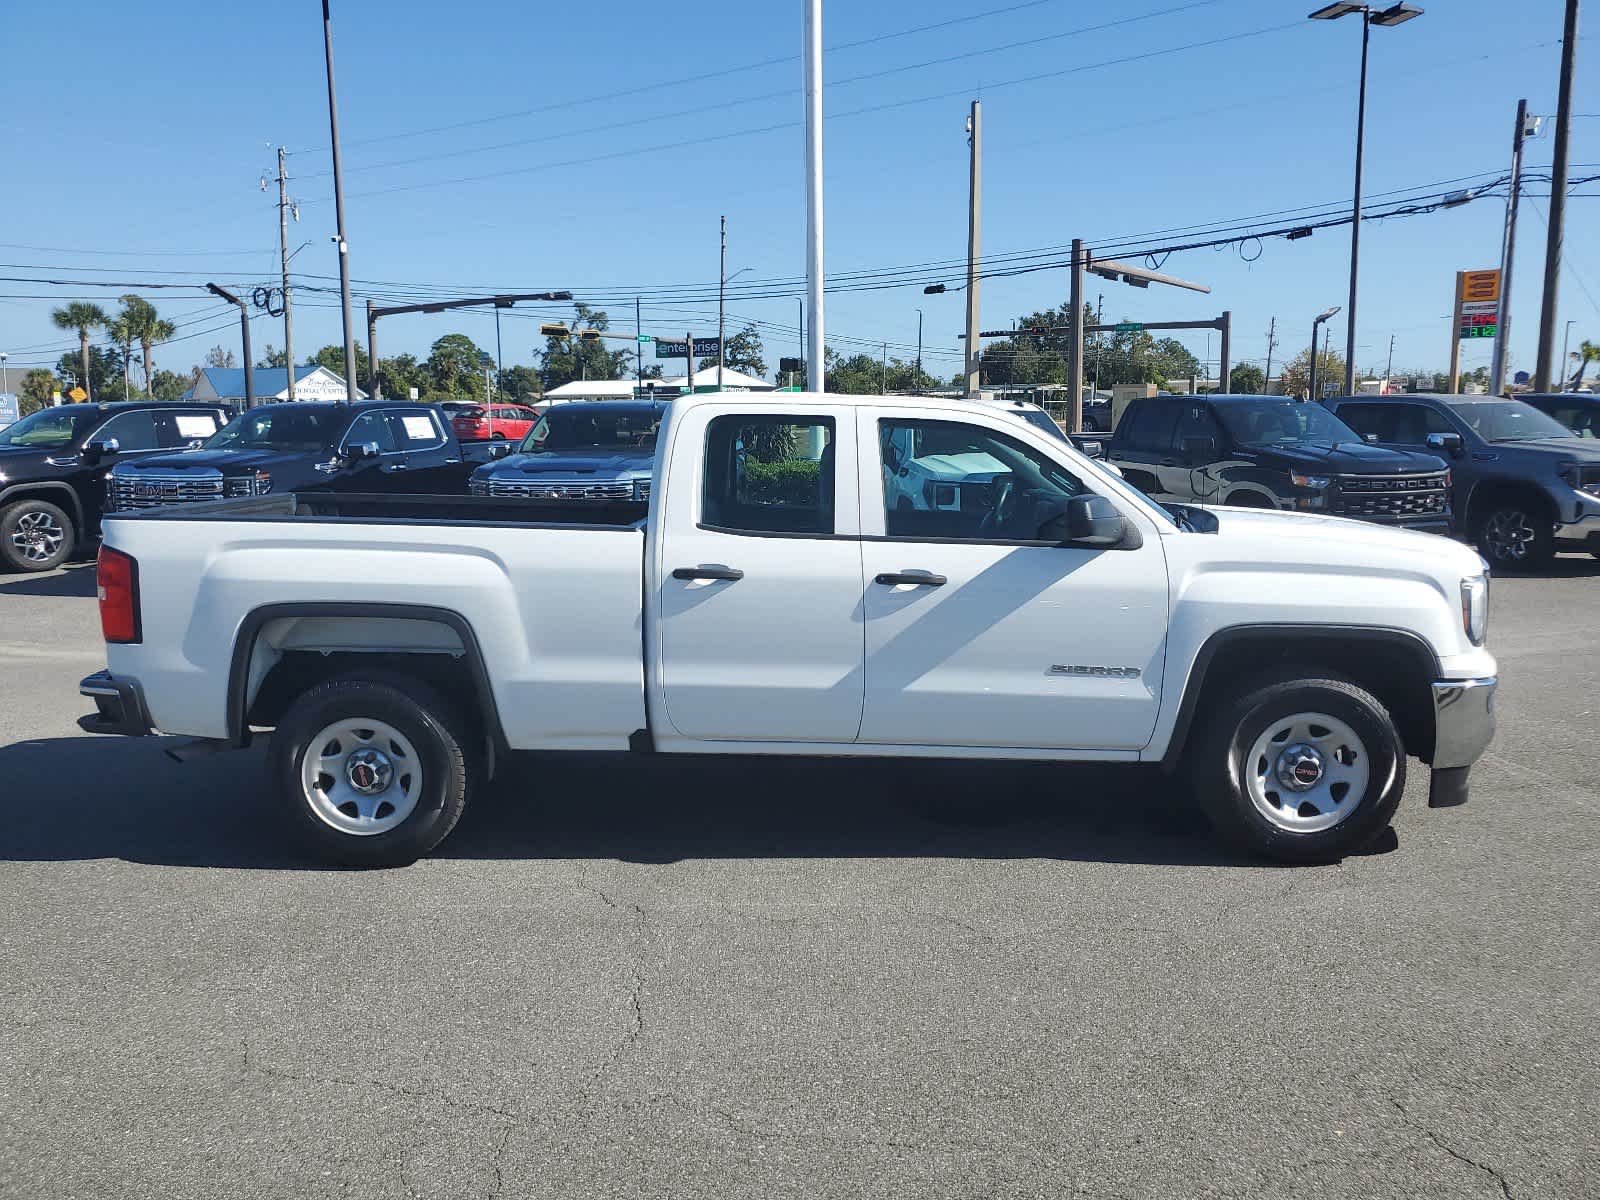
[469,399,667,502]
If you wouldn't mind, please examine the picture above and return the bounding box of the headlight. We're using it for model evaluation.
[1460,574,1489,646]
[1561,465,1600,498]
[634,478,651,501]
[224,471,271,497]
[469,475,489,496]
[1289,472,1331,489]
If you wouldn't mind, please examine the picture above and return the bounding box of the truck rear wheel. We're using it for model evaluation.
[1189,671,1405,864]
[270,677,473,867]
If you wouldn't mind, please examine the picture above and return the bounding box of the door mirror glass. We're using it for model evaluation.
[345,441,380,462]
[83,438,120,462]
[487,441,513,460]
[1365,433,1379,443]
[1061,494,1126,547]
[1181,435,1217,458]
[1425,431,1464,456]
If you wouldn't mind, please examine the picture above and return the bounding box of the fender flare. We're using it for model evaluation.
[1158,623,1442,770]
[225,601,507,751]
[0,481,87,533]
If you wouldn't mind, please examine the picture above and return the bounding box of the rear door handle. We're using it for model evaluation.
[672,566,744,582]
[874,571,947,587]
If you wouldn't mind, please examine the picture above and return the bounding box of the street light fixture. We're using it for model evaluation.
[1309,305,1343,401]
[1309,1,1423,395]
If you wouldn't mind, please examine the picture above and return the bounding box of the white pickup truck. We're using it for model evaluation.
[80,391,1497,867]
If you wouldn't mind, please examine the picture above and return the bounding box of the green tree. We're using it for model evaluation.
[309,343,370,387]
[375,352,429,401]
[56,347,122,399]
[1569,339,1600,389]
[1279,346,1347,399]
[50,302,108,399]
[697,322,768,378]
[496,364,543,402]
[107,310,138,401]
[204,345,238,370]
[540,304,630,390]
[150,370,189,401]
[825,349,887,394]
[115,294,175,392]
[20,369,57,415]
[1229,363,1266,394]
[256,345,289,369]
[425,333,490,399]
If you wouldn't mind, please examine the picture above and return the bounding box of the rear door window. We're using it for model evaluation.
[1123,400,1182,452]
[344,411,399,454]
[702,415,835,535]
[391,408,446,450]
[157,410,223,447]
[94,410,160,452]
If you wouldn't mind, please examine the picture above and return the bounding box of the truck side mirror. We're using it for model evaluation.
[1425,431,1464,457]
[1181,435,1217,458]
[1040,494,1127,547]
[1364,433,1379,444]
[487,442,513,460]
[344,441,380,462]
[82,438,120,464]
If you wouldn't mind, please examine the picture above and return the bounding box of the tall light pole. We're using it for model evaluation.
[1535,0,1581,391]
[1491,99,1537,396]
[1310,2,1423,395]
[321,0,358,402]
[1309,305,1342,401]
[802,0,824,391]
[275,146,298,400]
[1562,319,1576,387]
[915,308,923,395]
[1,352,8,399]
[963,100,982,397]
[718,215,727,391]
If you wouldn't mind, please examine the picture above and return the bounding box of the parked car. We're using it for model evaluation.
[1519,392,1600,440]
[1107,394,1452,532]
[1324,393,1600,567]
[106,401,486,514]
[81,390,1495,869]
[450,402,541,443]
[468,399,667,502]
[0,401,229,571]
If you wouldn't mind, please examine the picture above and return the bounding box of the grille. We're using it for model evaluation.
[488,478,635,501]
[108,473,225,511]
[1332,473,1449,519]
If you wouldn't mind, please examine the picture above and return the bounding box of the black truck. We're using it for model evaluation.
[1324,392,1600,567]
[1107,394,1452,531]
[106,401,499,518]
[0,401,230,571]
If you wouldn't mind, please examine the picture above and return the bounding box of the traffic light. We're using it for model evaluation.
[539,323,570,338]
[579,329,602,342]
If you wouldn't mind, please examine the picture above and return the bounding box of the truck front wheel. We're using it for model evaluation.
[1,498,75,572]
[1190,672,1405,864]
[271,677,473,867]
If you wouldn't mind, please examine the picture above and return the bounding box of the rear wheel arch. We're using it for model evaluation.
[227,603,508,763]
[1160,625,1440,771]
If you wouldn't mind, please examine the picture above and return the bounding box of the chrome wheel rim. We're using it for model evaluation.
[10,509,64,563]
[1244,712,1370,834]
[300,718,422,836]
[1483,508,1537,562]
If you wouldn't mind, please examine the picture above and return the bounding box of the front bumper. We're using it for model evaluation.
[78,670,153,737]
[1432,676,1496,769]
[1553,503,1600,550]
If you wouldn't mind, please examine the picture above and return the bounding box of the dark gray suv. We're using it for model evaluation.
[1324,393,1600,568]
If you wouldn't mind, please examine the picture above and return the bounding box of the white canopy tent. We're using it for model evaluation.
[657,367,775,392]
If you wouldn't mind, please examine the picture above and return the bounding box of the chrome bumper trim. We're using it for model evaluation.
[1432,676,1497,770]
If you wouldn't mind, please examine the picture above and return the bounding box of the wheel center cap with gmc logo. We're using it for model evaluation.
[346,748,394,795]
[1276,744,1326,792]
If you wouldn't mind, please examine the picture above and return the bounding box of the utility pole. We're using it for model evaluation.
[1449,272,1465,394]
[915,308,923,395]
[1492,99,1534,396]
[963,99,982,397]
[1562,319,1575,385]
[1219,311,1231,396]
[321,0,358,402]
[275,146,297,400]
[1385,332,1396,391]
[206,283,255,409]
[1066,238,1084,430]
[636,297,644,384]
[1093,293,1103,395]
[1323,325,1333,396]
[803,0,825,390]
[1535,0,1581,391]
[717,214,727,391]
[881,341,888,394]
[1263,316,1278,394]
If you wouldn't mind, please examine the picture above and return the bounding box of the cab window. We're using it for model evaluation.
[1174,403,1224,454]
[344,411,399,454]
[390,409,444,450]
[1121,400,1182,452]
[702,415,834,535]
[880,418,1086,542]
[93,410,160,452]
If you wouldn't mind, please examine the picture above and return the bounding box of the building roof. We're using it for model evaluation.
[183,365,366,401]
[544,380,641,400]
[658,366,774,391]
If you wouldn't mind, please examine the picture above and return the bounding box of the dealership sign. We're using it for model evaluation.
[654,338,720,359]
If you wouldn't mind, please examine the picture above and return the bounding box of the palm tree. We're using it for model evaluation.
[1569,339,1600,390]
[116,294,176,392]
[107,312,137,400]
[51,302,109,400]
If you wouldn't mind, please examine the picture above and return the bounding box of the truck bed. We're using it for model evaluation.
[104,491,649,529]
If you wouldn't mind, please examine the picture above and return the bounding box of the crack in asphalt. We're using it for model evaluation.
[1389,1097,1515,1199]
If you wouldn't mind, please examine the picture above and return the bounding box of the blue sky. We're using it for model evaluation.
[2,0,1597,386]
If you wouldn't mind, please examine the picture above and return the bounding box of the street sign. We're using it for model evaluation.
[636,335,653,344]
[654,338,720,358]
[1114,322,1145,333]
[68,386,87,402]
[0,393,18,430]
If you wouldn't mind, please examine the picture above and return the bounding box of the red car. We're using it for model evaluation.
[450,403,542,442]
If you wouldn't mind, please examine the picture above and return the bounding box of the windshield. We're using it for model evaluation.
[0,407,99,449]
[522,406,661,454]
[1451,400,1574,442]
[205,407,344,452]
[1213,398,1363,448]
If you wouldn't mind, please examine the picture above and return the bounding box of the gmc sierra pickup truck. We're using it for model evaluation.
[79,391,1497,867]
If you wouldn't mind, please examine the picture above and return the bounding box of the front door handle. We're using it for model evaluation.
[672,566,744,582]
[874,571,947,587]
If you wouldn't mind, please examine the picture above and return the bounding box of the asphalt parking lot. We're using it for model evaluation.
[1,557,1597,1199]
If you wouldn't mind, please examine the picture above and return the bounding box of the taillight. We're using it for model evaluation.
[97,546,141,644]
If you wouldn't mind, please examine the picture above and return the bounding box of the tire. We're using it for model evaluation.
[1475,499,1555,570]
[1189,671,1406,864]
[491,432,506,440]
[0,498,76,572]
[270,676,474,867]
